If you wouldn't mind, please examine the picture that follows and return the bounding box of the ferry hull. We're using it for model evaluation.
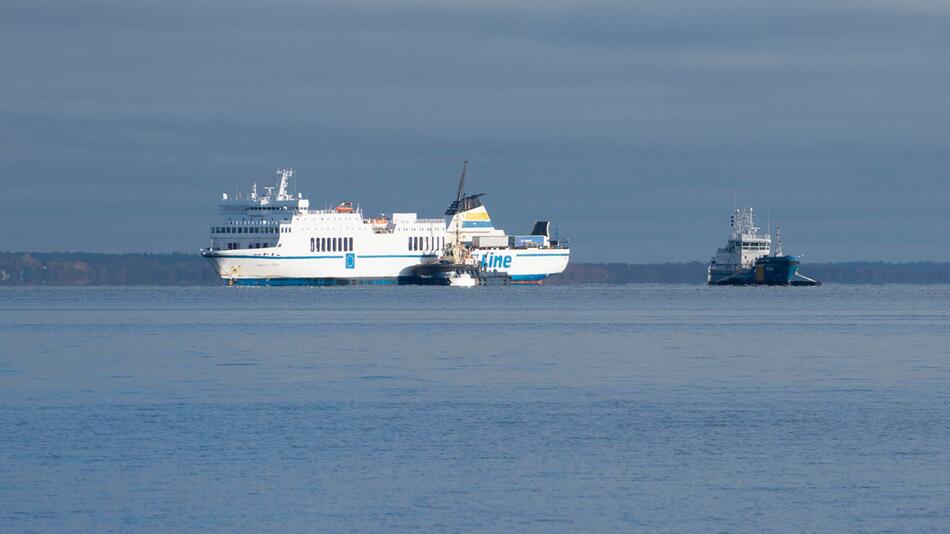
[204,247,569,286]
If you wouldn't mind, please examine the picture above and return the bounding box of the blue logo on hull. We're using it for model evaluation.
[480,254,512,269]
[345,253,355,269]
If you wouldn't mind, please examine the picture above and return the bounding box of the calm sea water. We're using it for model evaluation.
[1,285,949,532]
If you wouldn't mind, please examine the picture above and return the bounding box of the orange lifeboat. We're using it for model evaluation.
[335,201,354,213]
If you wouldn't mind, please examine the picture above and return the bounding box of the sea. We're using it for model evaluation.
[1,284,948,532]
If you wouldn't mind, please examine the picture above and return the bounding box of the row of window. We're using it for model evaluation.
[213,226,279,234]
[311,237,353,253]
[409,236,443,251]
[225,242,271,250]
[742,243,769,250]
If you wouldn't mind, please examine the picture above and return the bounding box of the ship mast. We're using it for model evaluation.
[775,226,783,256]
[276,168,294,200]
[450,161,468,262]
[455,160,467,209]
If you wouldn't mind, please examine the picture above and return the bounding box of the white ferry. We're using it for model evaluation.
[200,165,570,285]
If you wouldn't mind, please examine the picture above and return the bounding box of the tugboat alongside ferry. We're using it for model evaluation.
[708,207,819,286]
[200,163,570,285]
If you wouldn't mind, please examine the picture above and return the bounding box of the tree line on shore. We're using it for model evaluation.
[2,252,949,286]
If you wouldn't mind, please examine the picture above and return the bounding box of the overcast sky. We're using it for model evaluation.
[1,0,948,261]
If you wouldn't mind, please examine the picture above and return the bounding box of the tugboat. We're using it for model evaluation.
[708,207,819,286]
[409,162,512,287]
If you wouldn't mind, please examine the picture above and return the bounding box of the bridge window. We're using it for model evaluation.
[348,237,353,251]
[310,238,314,252]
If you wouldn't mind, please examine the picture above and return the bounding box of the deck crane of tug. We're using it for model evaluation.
[412,161,511,286]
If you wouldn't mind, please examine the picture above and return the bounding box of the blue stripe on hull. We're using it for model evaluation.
[228,277,403,286]
[204,254,437,260]
[227,273,552,286]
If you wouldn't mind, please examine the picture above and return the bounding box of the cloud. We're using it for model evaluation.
[0,0,947,260]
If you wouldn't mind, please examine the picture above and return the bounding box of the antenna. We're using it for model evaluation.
[455,160,468,204]
[775,226,783,256]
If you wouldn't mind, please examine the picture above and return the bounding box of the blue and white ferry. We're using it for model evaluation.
[200,166,570,285]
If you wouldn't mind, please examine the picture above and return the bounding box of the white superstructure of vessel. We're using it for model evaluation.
[707,207,773,283]
[200,166,570,285]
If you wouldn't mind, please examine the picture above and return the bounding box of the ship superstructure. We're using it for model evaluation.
[707,207,818,286]
[201,166,570,285]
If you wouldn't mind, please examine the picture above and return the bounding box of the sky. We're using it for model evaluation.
[1,0,948,262]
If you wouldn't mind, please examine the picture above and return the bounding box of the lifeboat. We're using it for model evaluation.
[335,201,354,213]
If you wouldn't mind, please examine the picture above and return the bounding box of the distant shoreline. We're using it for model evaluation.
[2,252,949,286]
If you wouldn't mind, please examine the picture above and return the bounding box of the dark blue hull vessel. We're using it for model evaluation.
[709,255,819,286]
